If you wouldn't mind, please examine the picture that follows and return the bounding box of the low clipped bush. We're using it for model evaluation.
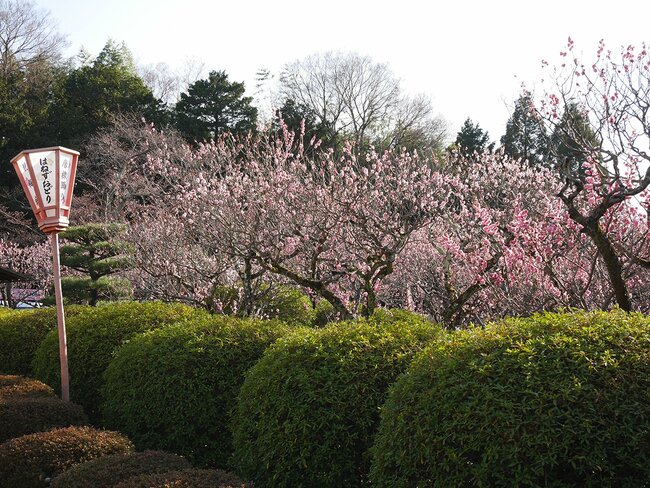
[113,469,250,488]
[369,307,431,325]
[50,450,191,488]
[0,425,133,488]
[0,307,14,317]
[0,375,54,399]
[0,396,87,442]
[231,317,442,487]
[313,299,337,326]
[0,305,88,375]
[32,301,208,420]
[102,317,299,467]
[370,310,650,488]
[259,285,314,326]
[210,284,315,326]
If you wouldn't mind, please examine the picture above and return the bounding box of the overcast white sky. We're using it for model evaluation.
[37,0,650,142]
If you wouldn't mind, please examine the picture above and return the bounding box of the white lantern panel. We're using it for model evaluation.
[46,209,56,217]
[29,150,56,208]
[58,152,73,205]
[15,155,40,210]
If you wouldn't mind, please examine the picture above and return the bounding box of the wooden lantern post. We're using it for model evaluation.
[11,147,80,402]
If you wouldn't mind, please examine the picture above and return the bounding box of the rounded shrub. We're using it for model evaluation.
[113,468,250,488]
[0,425,133,488]
[231,317,442,487]
[102,317,299,467]
[0,396,88,442]
[369,307,431,326]
[259,285,315,326]
[32,301,208,420]
[313,299,337,326]
[0,375,54,399]
[0,305,88,375]
[50,450,191,488]
[370,310,650,488]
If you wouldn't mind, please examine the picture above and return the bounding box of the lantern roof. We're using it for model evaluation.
[11,146,80,162]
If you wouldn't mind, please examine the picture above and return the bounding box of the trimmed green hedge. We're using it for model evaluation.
[0,396,88,442]
[231,317,442,487]
[102,317,299,467]
[113,468,250,488]
[50,450,191,488]
[0,305,88,375]
[0,375,54,399]
[370,310,650,487]
[32,301,208,421]
[0,307,14,317]
[259,285,314,326]
[0,426,133,488]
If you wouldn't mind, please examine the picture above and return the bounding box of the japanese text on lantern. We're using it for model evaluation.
[40,157,52,204]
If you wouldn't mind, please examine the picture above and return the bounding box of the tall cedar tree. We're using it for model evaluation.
[550,102,600,181]
[501,93,550,167]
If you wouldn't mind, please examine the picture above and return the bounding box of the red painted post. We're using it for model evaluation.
[51,232,70,402]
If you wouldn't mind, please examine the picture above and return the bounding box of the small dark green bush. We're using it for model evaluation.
[113,469,250,488]
[0,375,54,399]
[210,284,315,326]
[370,310,650,488]
[0,305,88,375]
[231,317,442,487]
[102,317,298,467]
[369,307,431,326]
[50,450,191,488]
[0,396,87,442]
[259,285,314,326]
[32,301,208,421]
[0,425,133,488]
[313,299,337,326]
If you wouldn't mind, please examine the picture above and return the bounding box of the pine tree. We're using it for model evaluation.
[58,223,132,306]
[174,70,258,143]
[453,118,494,157]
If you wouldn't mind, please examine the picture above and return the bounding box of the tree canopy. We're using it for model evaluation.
[174,70,257,143]
[501,92,549,167]
[453,118,494,156]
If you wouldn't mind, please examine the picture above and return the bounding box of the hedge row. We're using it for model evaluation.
[4,300,649,487]
[0,374,54,399]
[49,450,192,488]
[112,469,250,488]
[370,310,650,487]
[231,316,442,487]
[0,305,88,375]
[0,426,133,488]
[102,317,301,467]
[31,301,209,420]
[0,375,88,443]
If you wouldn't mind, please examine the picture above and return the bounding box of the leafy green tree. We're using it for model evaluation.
[57,223,133,306]
[0,0,67,193]
[453,118,494,157]
[174,70,257,143]
[501,93,550,167]
[47,40,166,145]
